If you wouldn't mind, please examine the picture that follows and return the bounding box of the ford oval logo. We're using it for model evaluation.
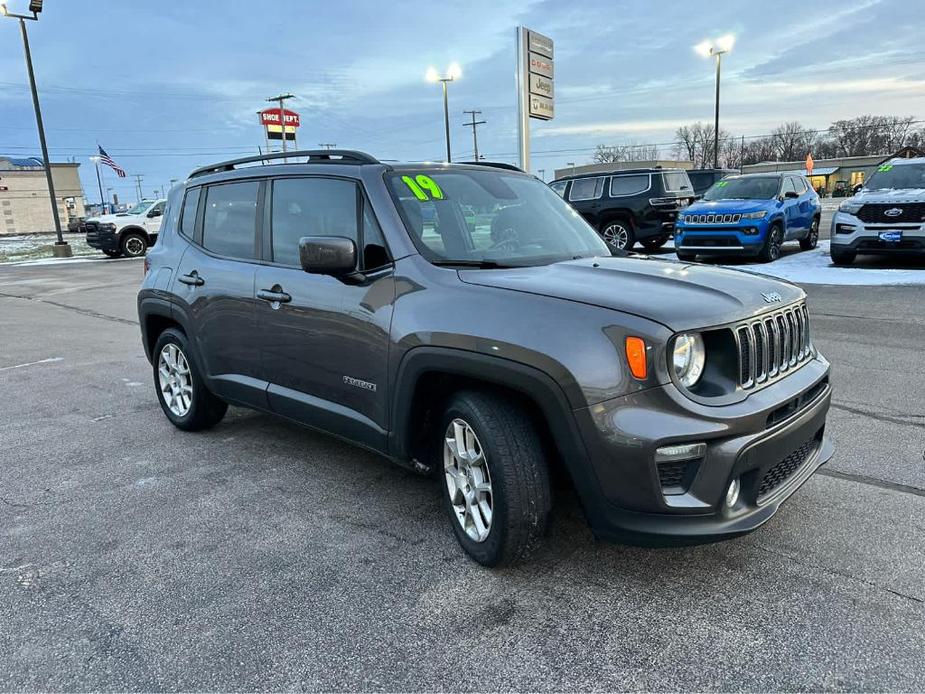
[884,207,903,217]
[762,292,783,304]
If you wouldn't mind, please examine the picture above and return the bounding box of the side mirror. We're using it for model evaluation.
[147,209,163,218]
[299,236,357,276]
[784,190,800,199]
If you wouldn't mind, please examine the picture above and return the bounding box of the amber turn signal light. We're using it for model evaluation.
[625,336,647,380]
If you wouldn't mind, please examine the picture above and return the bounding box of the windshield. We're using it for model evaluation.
[864,163,925,190]
[126,200,154,215]
[389,169,609,266]
[702,176,780,201]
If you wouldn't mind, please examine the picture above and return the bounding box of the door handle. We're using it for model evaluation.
[178,271,204,286]
[257,288,292,303]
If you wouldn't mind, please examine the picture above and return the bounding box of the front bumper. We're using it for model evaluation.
[830,212,925,255]
[573,355,833,544]
[83,222,119,251]
[674,220,768,255]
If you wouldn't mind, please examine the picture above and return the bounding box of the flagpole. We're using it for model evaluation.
[94,157,104,213]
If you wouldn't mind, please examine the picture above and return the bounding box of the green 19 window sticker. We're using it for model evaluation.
[878,164,893,172]
[715,180,729,187]
[402,175,446,201]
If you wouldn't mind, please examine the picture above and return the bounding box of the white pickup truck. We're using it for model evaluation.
[83,199,167,258]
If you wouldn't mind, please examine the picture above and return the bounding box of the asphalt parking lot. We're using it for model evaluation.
[1,258,923,691]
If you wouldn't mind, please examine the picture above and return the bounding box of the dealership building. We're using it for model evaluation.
[0,156,87,235]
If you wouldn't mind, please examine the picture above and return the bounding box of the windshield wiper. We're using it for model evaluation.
[430,259,514,269]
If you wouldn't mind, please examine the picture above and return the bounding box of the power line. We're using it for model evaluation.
[462,110,487,161]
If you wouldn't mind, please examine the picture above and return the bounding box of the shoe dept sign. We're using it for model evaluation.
[521,29,554,120]
[259,108,300,141]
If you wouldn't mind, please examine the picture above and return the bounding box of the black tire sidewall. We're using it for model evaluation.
[761,224,783,262]
[121,233,147,258]
[152,328,221,430]
[437,398,512,565]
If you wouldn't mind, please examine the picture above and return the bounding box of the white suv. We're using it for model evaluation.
[830,158,925,265]
[84,199,167,258]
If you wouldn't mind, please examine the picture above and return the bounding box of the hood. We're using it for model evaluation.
[86,214,121,224]
[853,188,925,203]
[458,256,804,332]
[686,199,774,214]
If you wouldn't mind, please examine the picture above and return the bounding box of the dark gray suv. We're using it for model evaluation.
[138,150,834,566]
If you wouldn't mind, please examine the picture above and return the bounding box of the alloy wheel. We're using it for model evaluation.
[443,418,493,543]
[158,343,193,417]
[769,228,782,260]
[602,223,629,250]
[124,236,145,256]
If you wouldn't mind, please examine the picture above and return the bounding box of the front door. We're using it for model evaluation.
[144,200,166,238]
[171,181,266,408]
[255,176,394,451]
[780,177,803,238]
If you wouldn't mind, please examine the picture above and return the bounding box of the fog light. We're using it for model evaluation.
[655,442,706,463]
[725,478,740,508]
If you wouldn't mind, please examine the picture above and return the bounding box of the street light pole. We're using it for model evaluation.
[426,64,461,163]
[2,2,70,256]
[90,156,104,212]
[713,51,722,169]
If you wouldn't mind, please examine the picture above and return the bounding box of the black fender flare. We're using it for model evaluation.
[118,226,149,246]
[137,293,186,363]
[389,346,603,511]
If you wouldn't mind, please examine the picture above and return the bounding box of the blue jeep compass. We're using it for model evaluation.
[675,173,821,263]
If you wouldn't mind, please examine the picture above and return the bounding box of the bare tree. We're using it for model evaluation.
[771,122,816,162]
[827,115,918,157]
[592,142,660,164]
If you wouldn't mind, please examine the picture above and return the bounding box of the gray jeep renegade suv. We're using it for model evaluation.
[138,150,834,566]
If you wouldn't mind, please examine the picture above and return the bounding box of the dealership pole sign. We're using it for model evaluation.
[259,108,300,143]
[516,27,554,172]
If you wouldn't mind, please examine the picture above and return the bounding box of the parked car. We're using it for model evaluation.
[66,216,85,233]
[675,173,821,263]
[549,168,696,251]
[686,168,738,196]
[82,198,166,258]
[830,157,925,265]
[139,150,833,566]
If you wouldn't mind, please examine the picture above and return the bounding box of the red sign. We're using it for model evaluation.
[260,108,300,128]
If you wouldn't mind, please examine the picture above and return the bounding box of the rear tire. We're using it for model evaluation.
[800,217,820,250]
[676,251,697,262]
[830,248,856,266]
[758,223,784,263]
[599,219,635,252]
[153,328,227,431]
[438,390,551,567]
[121,232,148,258]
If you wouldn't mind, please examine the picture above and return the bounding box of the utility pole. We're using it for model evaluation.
[133,174,144,202]
[318,143,337,150]
[2,2,70,256]
[267,93,294,158]
[462,110,486,161]
[538,169,545,181]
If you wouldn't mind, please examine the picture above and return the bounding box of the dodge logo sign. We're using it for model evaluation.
[762,292,783,303]
[884,207,903,217]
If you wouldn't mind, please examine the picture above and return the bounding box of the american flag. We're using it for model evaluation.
[97,146,126,178]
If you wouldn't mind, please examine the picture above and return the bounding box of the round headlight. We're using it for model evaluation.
[673,333,705,388]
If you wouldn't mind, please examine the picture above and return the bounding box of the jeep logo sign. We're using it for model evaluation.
[762,292,783,303]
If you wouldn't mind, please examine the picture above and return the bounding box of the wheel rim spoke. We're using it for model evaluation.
[442,417,493,544]
[158,343,193,417]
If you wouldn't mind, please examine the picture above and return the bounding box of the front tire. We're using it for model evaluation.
[800,217,820,250]
[153,328,227,431]
[121,232,148,258]
[641,236,669,251]
[103,249,122,258]
[758,223,784,263]
[438,390,551,567]
[600,219,635,251]
[830,248,856,266]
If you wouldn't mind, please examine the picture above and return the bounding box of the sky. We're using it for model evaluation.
[2,0,925,203]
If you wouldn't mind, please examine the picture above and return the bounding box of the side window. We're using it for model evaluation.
[610,174,649,196]
[798,177,809,193]
[782,177,798,195]
[271,177,358,267]
[568,177,603,201]
[148,201,166,217]
[179,187,200,239]
[549,180,567,198]
[201,181,259,259]
[362,203,390,270]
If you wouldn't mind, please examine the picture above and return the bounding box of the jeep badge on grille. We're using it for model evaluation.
[762,292,783,303]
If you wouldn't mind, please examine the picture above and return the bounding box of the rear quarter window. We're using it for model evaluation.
[568,177,604,201]
[549,180,567,198]
[662,171,693,193]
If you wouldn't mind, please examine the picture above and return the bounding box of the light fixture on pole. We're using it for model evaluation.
[2,0,71,256]
[694,33,735,169]
[426,63,462,163]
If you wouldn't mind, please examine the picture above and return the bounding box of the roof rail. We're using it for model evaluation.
[457,161,524,173]
[188,149,380,179]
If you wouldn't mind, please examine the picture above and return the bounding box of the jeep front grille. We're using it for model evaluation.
[686,213,742,225]
[735,303,812,389]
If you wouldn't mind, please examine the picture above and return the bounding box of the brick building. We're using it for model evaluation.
[0,156,87,235]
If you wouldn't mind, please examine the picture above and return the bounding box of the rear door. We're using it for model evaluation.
[171,180,266,407]
[254,176,394,451]
[567,176,605,227]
